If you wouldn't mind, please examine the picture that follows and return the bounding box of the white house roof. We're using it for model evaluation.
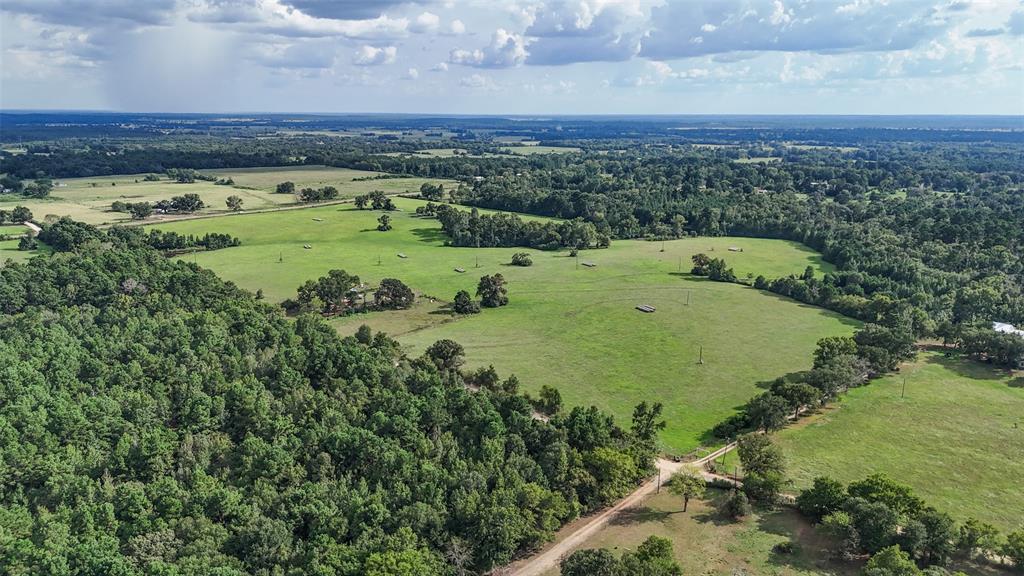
[992,322,1024,337]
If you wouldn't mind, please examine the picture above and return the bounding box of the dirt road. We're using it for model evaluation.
[505,443,736,576]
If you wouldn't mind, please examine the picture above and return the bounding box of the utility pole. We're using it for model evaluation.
[476,255,479,268]
[699,345,704,365]
[901,376,906,398]
[686,290,691,306]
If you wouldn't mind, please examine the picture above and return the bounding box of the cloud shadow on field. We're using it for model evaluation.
[409,227,448,244]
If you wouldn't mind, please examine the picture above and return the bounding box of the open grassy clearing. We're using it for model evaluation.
[531,489,1005,576]
[0,166,454,226]
[773,351,1024,531]
[0,238,48,263]
[151,198,854,453]
[0,224,27,236]
[533,489,857,576]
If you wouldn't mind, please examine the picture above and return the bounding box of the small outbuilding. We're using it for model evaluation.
[454,267,465,273]
[728,246,743,252]
[636,304,656,313]
[397,253,408,258]
[581,261,596,268]
[993,321,1024,337]
[303,244,312,249]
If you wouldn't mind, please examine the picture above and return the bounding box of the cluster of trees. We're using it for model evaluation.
[287,268,363,315]
[0,175,52,198]
[111,200,155,219]
[166,168,218,183]
[434,204,608,251]
[712,328,914,439]
[374,278,414,309]
[32,218,241,255]
[419,182,446,202]
[690,253,737,282]
[286,272,414,315]
[796,474,1024,570]
[121,228,241,253]
[17,235,38,251]
[298,186,339,203]
[0,205,33,223]
[477,274,508,308]
[150,193,206,214]
[275,181,295,194]
[0,235,671,574]
[354,190,396,211]
[560,535,682,576]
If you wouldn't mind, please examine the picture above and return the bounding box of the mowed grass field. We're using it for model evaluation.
[775,351,1024,531]
[151,197,856,453]
[0,166,455,226]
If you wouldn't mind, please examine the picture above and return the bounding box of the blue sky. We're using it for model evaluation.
[2,0,1022,114]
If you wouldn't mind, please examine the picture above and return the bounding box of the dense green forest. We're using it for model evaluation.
[0,226,665,575]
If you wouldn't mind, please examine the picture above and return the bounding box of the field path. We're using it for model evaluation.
[505,443,736,576]
[23,221,42,234]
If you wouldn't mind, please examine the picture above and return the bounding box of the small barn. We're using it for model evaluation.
[454,267,465,273]
[581,261,596,268]
[397,253,407,259]
[636,304,656,313]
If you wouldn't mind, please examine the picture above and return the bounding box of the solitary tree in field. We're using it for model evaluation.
[275,181,295,194]
[453,290,480,314]
[226,195,244,211]
[374,278,414,310]
[668,468,706,512]
[377,214,392,231]
[476,274,508,307]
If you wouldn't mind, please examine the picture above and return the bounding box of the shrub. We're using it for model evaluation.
[511,252,533,266]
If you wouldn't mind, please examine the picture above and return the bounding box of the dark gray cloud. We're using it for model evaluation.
[1,0,176,27]
[278,0,430,20]
[965,27,1004,38]
[640,0,947,59]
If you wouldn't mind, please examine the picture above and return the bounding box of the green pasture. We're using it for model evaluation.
[0,166,454,226]
[775,351,1024,531]
[151,197,855,453]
